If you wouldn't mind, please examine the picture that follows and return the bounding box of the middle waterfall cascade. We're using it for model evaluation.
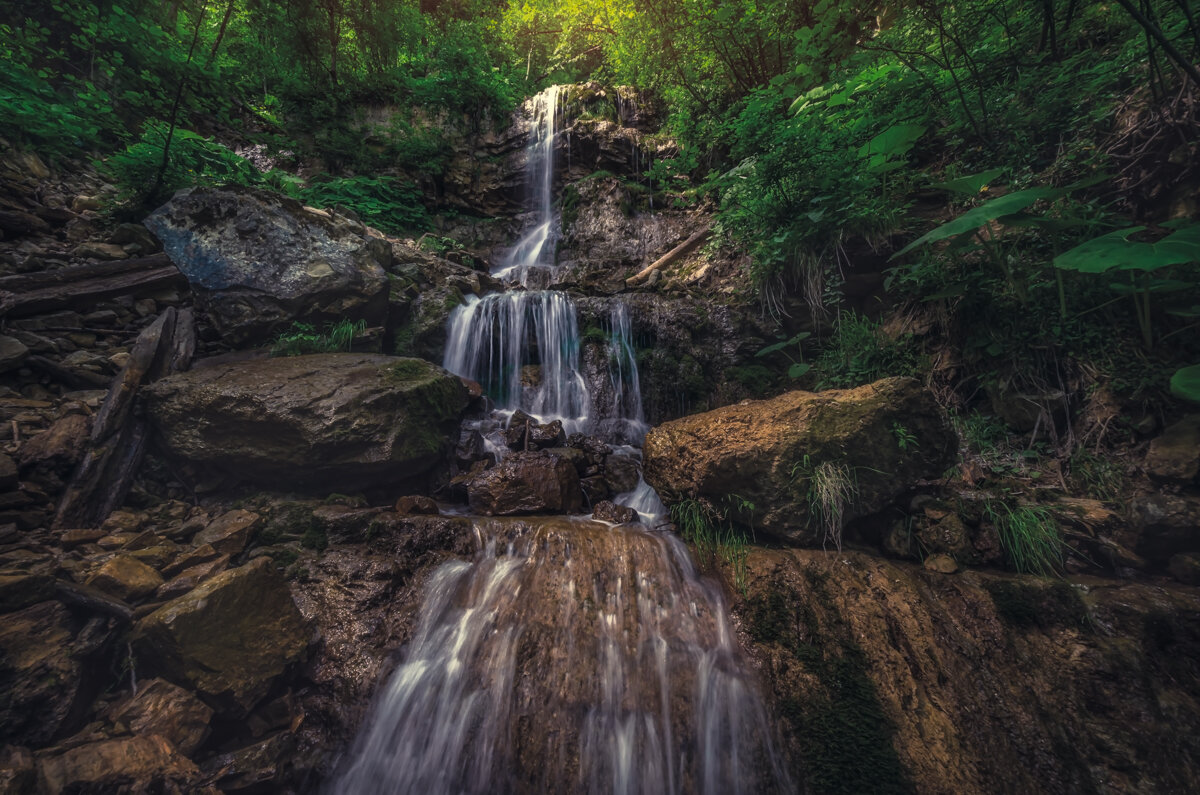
[444,291,592,437]
[331,519,791,795]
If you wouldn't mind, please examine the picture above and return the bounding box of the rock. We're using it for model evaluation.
[1130,494,1200,562]
[467,451,583,515]
[0,572,54,613]
[109,222,161,254]
[644,378,957,546]
[73,241,129,260]
[1145,415,1200,484]
[86,555,164,602]
[144,185,391,345]
[60,527,106,548]
[917,514,978,564]
[193,509,261,556]
[0,337,29,373]
[395,495,439,515]
[155,553,230,601]
[923,553,959,573]
[603,453,641,494]
[71,195,103,212]
[592,500,639,524]
[0,601,85,745]
[1168,553,1200,585]
[144,354,468,492]
[504,411,566,450]
[162,544,223,579]
[0,454,16,491]
[101,510,145,535]
[14,413,90,489]
[133,558,309,715]
[36,735,199,793]
[109,678,213,755]
[0,745,34,794]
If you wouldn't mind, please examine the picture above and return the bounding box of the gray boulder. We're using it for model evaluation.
[144,354,468,492]
[144,186,391,346]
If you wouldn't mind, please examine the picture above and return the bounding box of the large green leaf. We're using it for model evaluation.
[931,168,1006,196]
[892,187,1062,258]
[1170,364,1200,403]
[857,123,925,161]
[1054,224,1200,274]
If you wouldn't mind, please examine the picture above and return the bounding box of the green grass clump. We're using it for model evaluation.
[270,319,365,357]
[985,501,1066,575]
[670,497,750,594]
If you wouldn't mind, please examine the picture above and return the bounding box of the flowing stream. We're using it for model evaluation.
[331,86,787,794]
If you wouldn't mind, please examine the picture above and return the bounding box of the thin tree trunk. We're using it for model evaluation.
[1115,0,1200,89]
[206,0,237,67]
[151,6,207,201]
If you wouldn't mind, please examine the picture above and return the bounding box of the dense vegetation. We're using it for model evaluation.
[4,0,1198,415]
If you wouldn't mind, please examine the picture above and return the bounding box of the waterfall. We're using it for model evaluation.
[329,518,791,795]
[494,85,564,287]
[602,302,649,445]
[444,291,592,437]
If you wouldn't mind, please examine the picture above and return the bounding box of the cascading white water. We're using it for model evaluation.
[329,518,791,795]
[602,302,650,445]
[444,291,592,437]
[494,85,564,286]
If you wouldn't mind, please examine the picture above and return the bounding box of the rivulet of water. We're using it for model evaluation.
[329,518,791,795]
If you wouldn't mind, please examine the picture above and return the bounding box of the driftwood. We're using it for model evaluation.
[55,308,194,528]
[54,579,134,624]
[625,225,712,287]
[0,253,183,318]
[24,355,112,390]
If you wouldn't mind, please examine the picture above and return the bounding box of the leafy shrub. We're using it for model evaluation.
[300,175,428,234]
[813,312,923,389]
[101,121,259,209]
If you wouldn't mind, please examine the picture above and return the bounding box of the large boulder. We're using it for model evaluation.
[132,558,309,715]
[36,735,200,793]
[144,354,468,492]
[467,451,583,515]
[144,185,391,345]
[644,377,957,546]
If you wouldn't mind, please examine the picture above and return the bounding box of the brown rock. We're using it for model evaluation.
[109,678,213,755]
[0,745,34,795]
[193,509,260,556]
[923,553,959,573]
[162,544,222,579]
[0,601,84,745]
[127,544,179,571]
[644,377,957,546]
[1130,494,1200,562]
[395,495,439,515]
[0,337,27,374]
[155,554,230,601]
[0,454,17,491]
[144,354,467,492]
[36,735,199,793]
[60,527,106,548]
[1145,415,1200,484]
[0,572,54,613]
[467,451,583,515]
[101,510,145,535]
[592,500,639,524]
[1168,553,1200,586]
[73,241,129,260]
[14,414,90,488]
[133,558,309,715]
[87,555,164,602]
[917,514,977,564]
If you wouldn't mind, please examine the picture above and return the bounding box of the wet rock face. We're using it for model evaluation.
[133,557,309,715]
[0,601,87,746]
[643,377,958,545]
[36,735,201,793]
[144,353,468,492]
[734,548,1200,794]
[144,185,391,345]
[467,450,583,515]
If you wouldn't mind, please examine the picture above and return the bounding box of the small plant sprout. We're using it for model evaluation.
[890,422,918,451]
[984,501,1067,576]
[755,330,812,379]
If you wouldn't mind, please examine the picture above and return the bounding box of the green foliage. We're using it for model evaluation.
[270,319,365,357]
[791,455,857,553]
[102,121,259,209]
[984,501,1066,576]
[812,312,923,390]
[1172,364,1200,403]
[755,331,811,379]
[670,497,750,594]
[301,176,428,234]
[1068,447,1126,502]
[890,422,918,452]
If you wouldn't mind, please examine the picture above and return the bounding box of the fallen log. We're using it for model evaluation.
[0,253,169,292]
[55,308,194,528]
[24,355,112,390]
[54,579,134,624]
[0,254,183,318]
[625,224,712,287]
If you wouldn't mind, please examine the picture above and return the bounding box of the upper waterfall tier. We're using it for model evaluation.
[494,85,564,287]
